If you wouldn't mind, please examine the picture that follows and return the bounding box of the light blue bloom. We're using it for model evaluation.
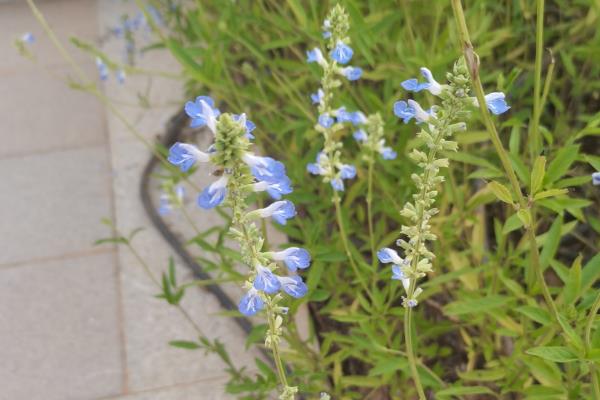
[335,107,352,123]
[322,19,332,39]
[307,162,324,175]
[243,153,286,182]
[184,95,220,133]
[350,111,367,126]
[96,57,109,81]
[252,176,293,200]
[306,47,326,66]
[377,248,404,264]
[331,178,344,192]
[116,70,126,85]
[318,113,334,128]
[381,146,397,160]
[407,99,433,123]
[278,275,308,298]
[402,67,443,95]
[339,164,356,179]
[197,176,228,209]
[311,89,324,105]
[238,288,264,316]
[593,172,600,186]
[353,129,368,142]
[168,142,210,172]
[393,100,415,124]
[258,200,296,225]
[330,41,353,64]
[21,32,35,44]
[407,299,418,308]
[341,66,362,81]
[484,92,510,115]
[271,247,311,272]
[158,185,185,216]
[391,264,410,291]
[232,113,256,139]
[253,265,281,294]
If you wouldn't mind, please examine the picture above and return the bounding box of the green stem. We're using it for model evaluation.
[586,292,600,399]
[450,0,561,327]
[404,304,426,399]
[367,158,376,267]
[333,194,372,297]
[268,307,290,389]
[529,0,545,158]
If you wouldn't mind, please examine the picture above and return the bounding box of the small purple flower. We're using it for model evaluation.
[239,288,264,316]
[252,176,293,200]
[340,66,362,81]
[258,200,296,225]
[197,176,228,209]
[330,41,353,64]
[271,247,311,272]
[353,129,368,142]
[318,113,334,128]
[168,142,210,172]
[393,100,415,124]
[184,96,220,133]
[277,275,308,298]
[253,265,281,294]
[311,89,324,105]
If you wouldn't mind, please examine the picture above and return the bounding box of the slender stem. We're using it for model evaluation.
[450,0,561,326]
[529,0,545,158]
[586,293,600,399]
[404,305,426,399]
[367,158,377,267]
[268,307,289,388]
[333,194,372,297]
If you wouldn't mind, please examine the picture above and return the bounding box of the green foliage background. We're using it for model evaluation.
[149,1,600,398]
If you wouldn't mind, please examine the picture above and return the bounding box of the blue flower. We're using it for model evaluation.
[407,99,433,123]
[353,129,368,142]
[377,248,404,264]
[21,32,35,44]
[380,146,397,160]
[253,265,281,294]
[407,299,418,308]
[335,107,353,124]
[593,172,600,186]
[168,142,210,172]
[116,70,126,85]
[402,67,443,96]
[184,96,220,133]
[96,57,109,81]
[271,247,311,272]
[322,19,332,39]
[252,176,293,200]
[307,162,324,175]
[243,153,287,182]
[238,288,264,316]
[277,276,308,298]
[232,113,256,139]
[393,100,415,124]
[341,66,362,81]
[197,176,228,209]
[391,264,410,291]
[311,89,324,105]
[158,186,185,216]
[350,111,367,126]
[306,47,326,66]
[258,200,296,225]
[318,113,334,128]
[484,92,510,115]
[331,178,344,191]
[340,164,356,179]
[330,41,353,64]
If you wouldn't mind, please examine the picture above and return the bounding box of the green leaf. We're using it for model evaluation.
[563,255,582,304]
[526,346,579,362]
[531,156,546,194]
[534,188,569,200]
[515,305,551,325]
[582,253,600,293]
[517,209,532,227]
[540,217,562,270]
[169,340,200,350]
[545,144,580,184]
[437,386,494,397]
[502,213,523,234]
[487,181,514,204]
[444,295,511,316]
[458,368,505,381]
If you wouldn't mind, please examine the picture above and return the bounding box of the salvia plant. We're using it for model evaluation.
[22,0,600,399]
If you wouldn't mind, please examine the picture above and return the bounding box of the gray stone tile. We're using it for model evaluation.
[0,61,107,158]
[100,377,235,400]
[0,0,99,72]
[0,252,123,400]
[0,146,113,265]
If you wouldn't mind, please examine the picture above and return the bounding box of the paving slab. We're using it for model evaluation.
[0,251,123,400]
[0,145,113,265]
[99,377,235,400]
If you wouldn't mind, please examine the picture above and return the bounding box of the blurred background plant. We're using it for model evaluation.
[24,0,600,398]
